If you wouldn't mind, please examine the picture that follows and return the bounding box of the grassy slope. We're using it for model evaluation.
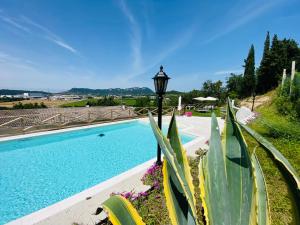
[244,92,300,225]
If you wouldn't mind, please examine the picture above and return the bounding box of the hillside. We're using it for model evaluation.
[242,91,300,224]
[240,90,275,109]
[64,87,154,96]
[0,89,50,95]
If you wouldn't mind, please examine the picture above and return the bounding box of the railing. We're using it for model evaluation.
[134,107,174,116]
[0,106,174,135]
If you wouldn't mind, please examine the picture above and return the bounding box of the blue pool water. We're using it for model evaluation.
[0,121,194,224]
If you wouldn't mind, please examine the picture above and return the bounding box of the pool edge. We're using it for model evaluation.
[4,116,208,225]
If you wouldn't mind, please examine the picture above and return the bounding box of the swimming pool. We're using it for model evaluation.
[0,120,194,224]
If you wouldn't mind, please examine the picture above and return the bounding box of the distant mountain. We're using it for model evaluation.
[65,87,155,96]
[0,89,50,95]
[166,90,185,95]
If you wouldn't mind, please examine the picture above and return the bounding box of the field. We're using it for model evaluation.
[60,98,137,107]
[0,99,76,108]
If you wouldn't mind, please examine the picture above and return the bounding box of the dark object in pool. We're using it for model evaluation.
[98,133,105,137]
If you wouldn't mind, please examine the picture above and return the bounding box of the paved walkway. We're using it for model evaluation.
[7,116,224,225]
[140,115,224,156]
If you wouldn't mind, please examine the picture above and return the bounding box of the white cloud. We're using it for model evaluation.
[201,0,283,45]
[214,69,243,75]
[47,38,77,54]
[0,15,31,33]
[0,12,78,55]
[0,51,37,71]
[117,0,142,71]
[20,16,78,55]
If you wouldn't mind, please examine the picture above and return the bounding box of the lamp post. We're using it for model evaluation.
[153,65,170,165]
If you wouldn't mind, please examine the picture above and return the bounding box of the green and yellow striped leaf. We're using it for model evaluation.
[251,152,270,225]
[199,113,230,225]
[148,112,198,223]
[163,160,196,225]
[225,99,254,225]
[239,122,300,196]
[167,111,196,204]
[102,195,145,225]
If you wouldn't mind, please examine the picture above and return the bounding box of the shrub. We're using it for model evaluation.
[295,99,300,118]
[275,96,293,116]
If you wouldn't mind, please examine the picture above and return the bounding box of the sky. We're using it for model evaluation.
[0,0,299,92]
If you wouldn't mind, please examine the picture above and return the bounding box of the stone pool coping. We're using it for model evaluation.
[3,116,223,225]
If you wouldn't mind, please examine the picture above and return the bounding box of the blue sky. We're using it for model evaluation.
[0,0,299,92]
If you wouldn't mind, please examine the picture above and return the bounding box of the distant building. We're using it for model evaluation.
[0,95,13,98]
[50,95,82,100]
[28,93,47,99]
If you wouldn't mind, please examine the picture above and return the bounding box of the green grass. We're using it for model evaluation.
[60,100,89,107]
[244,99,300,224]
[189,108,221,117]
[61,98,137,107]
[117,98,136,106]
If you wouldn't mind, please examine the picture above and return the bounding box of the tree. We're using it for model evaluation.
[135,97,151,107]
[257,33,300,94]
[182,89,202,104]
[242,45,256,97]
[201,80,226,103]
[257,32,271,93]
[269,34,285,88]
[226,73,244,98]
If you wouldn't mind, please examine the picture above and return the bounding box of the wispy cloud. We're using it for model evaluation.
[202,0,283,45]
[0,15,31,33]
[117,0,142,71]
[214,69,243,75]
[20,16,78,54]
[0,51,37,71]
[0,11,78,55]
[122,23,197,81]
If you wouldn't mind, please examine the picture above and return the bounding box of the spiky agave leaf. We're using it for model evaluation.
[251,152,270,225]
[239,122,300,196]
[199,100,257,225]
[167,111,196,204]
[102,195,145,225]
[163,160,196,225]
[148,111,198,224]
[198,113,230,225]
[225,99,254,225]
[229,99,270,224]
[159,111,197,225]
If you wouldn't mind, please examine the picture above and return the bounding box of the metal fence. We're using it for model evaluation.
[0,106,174,135]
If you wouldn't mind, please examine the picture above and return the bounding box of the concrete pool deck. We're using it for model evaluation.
[5,115,224,225]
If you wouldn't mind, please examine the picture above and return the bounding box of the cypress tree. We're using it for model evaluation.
[269,34,286,88]
[262,31,270,62]
[243,45,256,97]
[257,32,270,93]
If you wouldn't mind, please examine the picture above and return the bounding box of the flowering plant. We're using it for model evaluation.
[141,163,162,190]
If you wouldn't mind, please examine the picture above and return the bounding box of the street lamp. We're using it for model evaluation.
[153,65,170,165]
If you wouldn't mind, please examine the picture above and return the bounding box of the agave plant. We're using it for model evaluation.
[100,99,299,225]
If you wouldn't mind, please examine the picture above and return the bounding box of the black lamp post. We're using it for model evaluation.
[153,65,170,165]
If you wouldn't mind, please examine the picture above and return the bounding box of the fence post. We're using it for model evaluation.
[88,111,91,122]
[21,117,25,130]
